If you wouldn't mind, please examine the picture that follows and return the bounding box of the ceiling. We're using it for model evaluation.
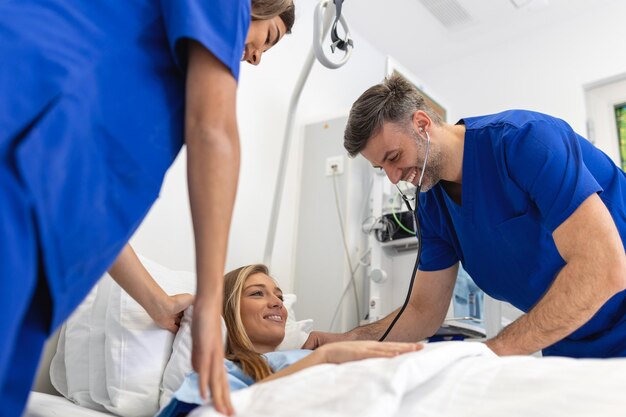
[344,0,611,74]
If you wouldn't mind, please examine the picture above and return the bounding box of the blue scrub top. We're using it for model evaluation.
[418,110,626,358]
[0,0,250,330]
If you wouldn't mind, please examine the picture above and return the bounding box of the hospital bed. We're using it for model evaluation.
[26,256,626,417]
[189,341,626,417]
[25,256,312,417]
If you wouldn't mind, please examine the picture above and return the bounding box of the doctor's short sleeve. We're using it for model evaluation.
[503,118,602,232]
[417,194,459,271]
[160,0,250,80]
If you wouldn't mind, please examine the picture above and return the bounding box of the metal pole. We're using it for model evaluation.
[263,3,337,267]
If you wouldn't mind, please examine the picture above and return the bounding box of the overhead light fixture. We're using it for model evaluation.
[418,0,474,29]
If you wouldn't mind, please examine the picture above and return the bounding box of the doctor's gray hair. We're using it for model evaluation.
[344,73,442,157]
[252,0,296,34]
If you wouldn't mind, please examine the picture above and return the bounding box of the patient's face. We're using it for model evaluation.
[240,273,287,353]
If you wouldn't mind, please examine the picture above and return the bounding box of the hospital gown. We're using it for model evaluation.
[157,350,313,417]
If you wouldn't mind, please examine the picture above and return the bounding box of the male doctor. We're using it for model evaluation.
[305,74,626,358]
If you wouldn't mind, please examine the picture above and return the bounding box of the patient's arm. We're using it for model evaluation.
[261,341,422,384]
[303,264,458,349]
[108,244,194,333]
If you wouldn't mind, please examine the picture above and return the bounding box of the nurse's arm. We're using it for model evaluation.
[185,40,238,303]
[485,193,626,356]
[108,244,193,332]
[304,263,458,348]
[184,40,238,415]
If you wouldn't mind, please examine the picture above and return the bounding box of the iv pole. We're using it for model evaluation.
[263,0,354,267]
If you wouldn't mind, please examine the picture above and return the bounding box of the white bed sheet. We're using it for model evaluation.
[24,392,115,417]
[189,341,626,417]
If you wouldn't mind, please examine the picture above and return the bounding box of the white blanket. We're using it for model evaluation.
[190,341,626,417]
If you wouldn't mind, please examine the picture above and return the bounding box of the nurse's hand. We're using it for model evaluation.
[191,300,233,416]
[302,330,355,350]
[149,293,194,333]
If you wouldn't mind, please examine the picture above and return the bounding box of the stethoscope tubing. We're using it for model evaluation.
[379,131,430,341]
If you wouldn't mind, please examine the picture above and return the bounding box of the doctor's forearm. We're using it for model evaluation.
[488,195,626,356]
[487,260,624,356]
[349,304,436,342]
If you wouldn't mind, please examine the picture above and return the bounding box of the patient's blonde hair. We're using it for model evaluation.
[223,264,275,382]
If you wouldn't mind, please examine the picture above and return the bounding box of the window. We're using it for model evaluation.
[615,103,626,170]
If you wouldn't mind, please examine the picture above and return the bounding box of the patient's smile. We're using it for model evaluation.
[265,314,283,323]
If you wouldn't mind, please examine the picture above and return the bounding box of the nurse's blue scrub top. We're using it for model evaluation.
[0,0,250,330]
[418,110,626,358]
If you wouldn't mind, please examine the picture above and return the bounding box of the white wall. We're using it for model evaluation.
[130,1,626,296]
[131,0,387,293]
[416,1,626,135]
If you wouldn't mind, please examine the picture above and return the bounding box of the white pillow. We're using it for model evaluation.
[48,323,68,396]
[159,306,228,409]
[100,256,196,417]
[88,274,115,407]
[158,293,313,409]
[61,284,108,411]
[282,293,298,324]
[49,257,197,415]
[277,294,313,351]
[277,319,314,351]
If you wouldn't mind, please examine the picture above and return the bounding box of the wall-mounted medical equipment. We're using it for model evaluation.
[313,0,353,69]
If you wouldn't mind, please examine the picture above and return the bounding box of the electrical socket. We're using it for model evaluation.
[325,155,344,176]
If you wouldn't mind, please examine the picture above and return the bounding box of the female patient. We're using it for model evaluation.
[159,264,422,416]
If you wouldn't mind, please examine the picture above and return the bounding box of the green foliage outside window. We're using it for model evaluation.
[616,104,626,171]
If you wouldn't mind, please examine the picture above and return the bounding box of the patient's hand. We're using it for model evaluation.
[150,293,194,333]
[317,341,423,364]
[262,340,424,384]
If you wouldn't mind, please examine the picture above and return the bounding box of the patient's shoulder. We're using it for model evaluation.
[264,349,313,371]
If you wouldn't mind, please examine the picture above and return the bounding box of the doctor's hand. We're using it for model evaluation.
[149,293,194,333]
[303,330,355,350]
[191,300,233,416]
[316,340,423,364]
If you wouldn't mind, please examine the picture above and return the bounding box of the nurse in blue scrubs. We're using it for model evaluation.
[0,1,294,415]
[305,74,626,360]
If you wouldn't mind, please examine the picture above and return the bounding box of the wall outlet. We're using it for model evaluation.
[325,155,344,176]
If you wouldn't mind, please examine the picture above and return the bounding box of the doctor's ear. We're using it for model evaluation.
[412,110,430,133]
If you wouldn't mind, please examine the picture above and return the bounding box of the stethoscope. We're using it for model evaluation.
[379,128,430,341]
